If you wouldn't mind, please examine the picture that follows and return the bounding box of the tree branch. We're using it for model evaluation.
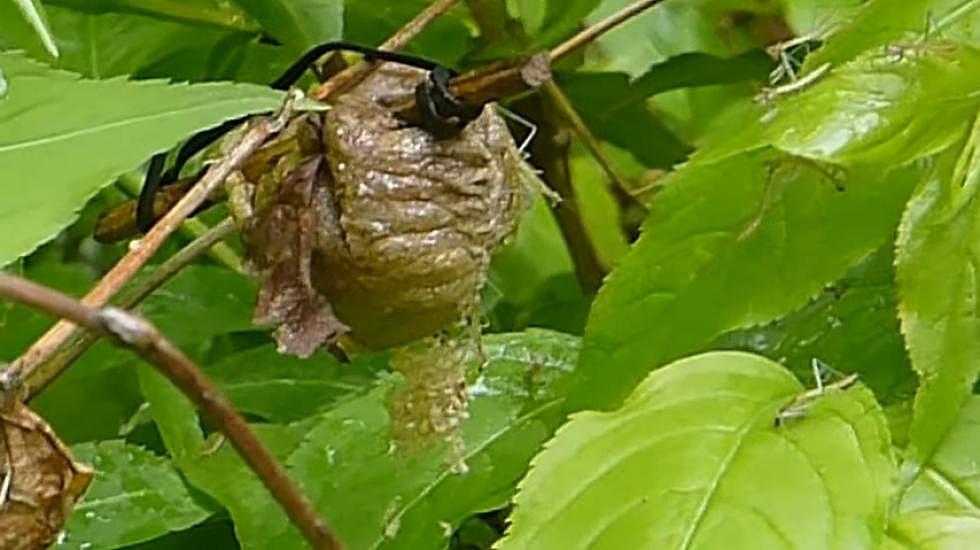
[23,218,239,400]
[0,273,343,550]
[549,0,667,63]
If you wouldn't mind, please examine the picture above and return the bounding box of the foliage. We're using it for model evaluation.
[3,0,980,548]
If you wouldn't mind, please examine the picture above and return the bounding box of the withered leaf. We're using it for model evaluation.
[244,155,349,358]
[0,403,93,550]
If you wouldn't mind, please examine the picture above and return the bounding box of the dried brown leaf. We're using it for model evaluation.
[0,403,93,550]
[244,154,349,358]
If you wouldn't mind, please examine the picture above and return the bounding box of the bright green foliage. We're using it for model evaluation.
[715,247,916,405]
[571,149,918,411]
[229,0,342,51]
[6,1,980,549]
[499,352,894,549]
[886,509,980,549]
[901,397,980,512]
[0,0,58,57]
[63,440,212,549]
[765,45,980,166]
[137,330,579,549]
[896,119,980,484]
[0,51,281,267]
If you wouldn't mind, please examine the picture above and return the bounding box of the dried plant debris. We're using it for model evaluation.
[387,334,473,472]
[232,62,527,355]
[0,403,93,550]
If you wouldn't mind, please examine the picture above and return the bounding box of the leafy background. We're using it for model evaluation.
[4,0,980,548]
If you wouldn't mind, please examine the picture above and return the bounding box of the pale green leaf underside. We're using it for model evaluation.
[0,50,282,267]
[886,509,980,549]
[500,352,894,550]
[63,440,211,549]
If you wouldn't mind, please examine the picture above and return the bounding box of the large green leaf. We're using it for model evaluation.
[63,440,211,549]
[206,344,382,422]
[886,509,980,549]
[895,120,980,484]
[0,51,282,268]
[0,0,58,57]
[766,44,980,167]
[138,330,581,549]
[901,397,980,512]
[569,147,918,412]
[498,352,895,549]
[229,0,342,51]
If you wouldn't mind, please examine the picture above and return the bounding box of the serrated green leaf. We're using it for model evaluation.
[0,0,59,57]
[499,351,895,550]
[810,0,980,68]
[715,246,916,405]
[895,119,980,485]
[765,44,980,166]
[901,397,980,512]
[63,440,211,549]
[886,509,980,549]
[229,0,342,51]
[570,147,919,412]
[0,51,282,268]
[141,330,580,549]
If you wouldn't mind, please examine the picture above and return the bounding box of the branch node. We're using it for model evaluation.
[99,307,156,347]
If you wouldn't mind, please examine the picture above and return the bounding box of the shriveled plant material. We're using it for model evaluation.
[0,403,93,550]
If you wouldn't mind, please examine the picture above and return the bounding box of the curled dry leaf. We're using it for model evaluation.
[233,62,527,354]
[0,403,93,550]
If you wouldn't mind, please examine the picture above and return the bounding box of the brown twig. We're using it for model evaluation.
[0,273,343,550]
[23,218,239,400]
[310,0,463,101]
[549,0,667,63]
[541,80,643,209]
[520,95,606,292]
[6,96,297,390]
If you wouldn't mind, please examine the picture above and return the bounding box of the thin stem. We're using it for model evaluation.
[549,0,666,63]
[117,172,242,270]
[23,218,239,400]
[7,96,296,392]
[542,80,644,210]
[0,274,342,550]
[310,0,463,101]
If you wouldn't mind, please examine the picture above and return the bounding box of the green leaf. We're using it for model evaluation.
[714,245,917,405]
[0,0,59,57]
[207,344,381,422]
[499,352,895,549]
[901,397,980,512]
[229,0,342,51]
[532,0,599,51]
[0,51,282,268]
[810,0,980,68]
[895,120,980,484]
[143,330,580,549]
[886,509,980,549]
[64,440,211,549]
[570,148,919,411]
[766,44,980,166]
